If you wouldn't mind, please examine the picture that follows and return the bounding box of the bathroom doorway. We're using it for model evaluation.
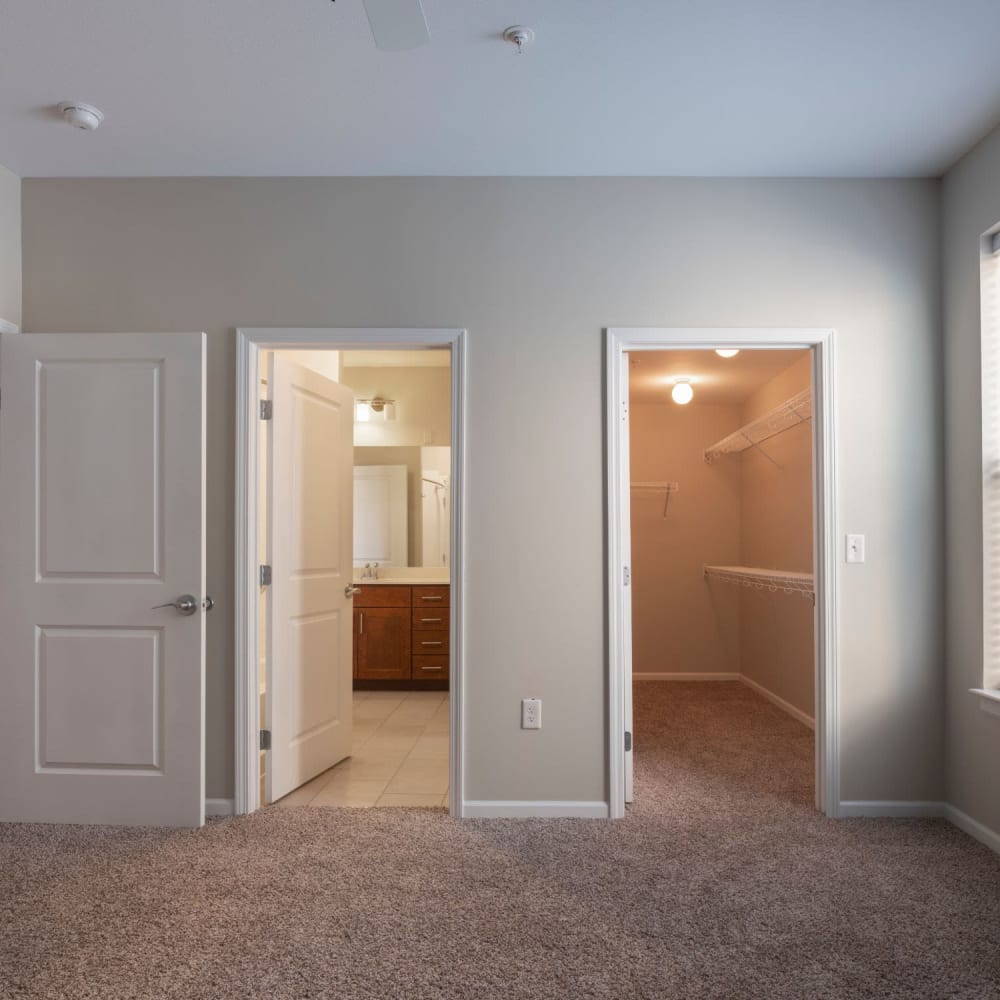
[234,328,467,817]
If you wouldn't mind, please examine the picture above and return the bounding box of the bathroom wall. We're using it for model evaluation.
[629,399,742,676]
[739,354,815,719]
[339,365,450,447]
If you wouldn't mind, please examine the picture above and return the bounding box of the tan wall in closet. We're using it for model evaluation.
[629,400,742,676]
[739,354,814,719]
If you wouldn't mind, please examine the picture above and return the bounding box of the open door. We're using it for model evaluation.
[267,355,355,801]
[0,332,207,827]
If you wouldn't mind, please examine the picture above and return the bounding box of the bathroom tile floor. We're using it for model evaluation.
[272,691,450,809]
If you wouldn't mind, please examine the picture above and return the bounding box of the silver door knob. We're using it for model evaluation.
[345,585,361,598]
[152,594,199,616]
[202,596,215,612]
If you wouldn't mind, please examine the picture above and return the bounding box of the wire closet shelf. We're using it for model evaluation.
[704,565,814,601]
[703,388,812,463]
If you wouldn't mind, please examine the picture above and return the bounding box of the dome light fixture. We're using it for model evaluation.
[715,349,739,358]
[671,378,694,405]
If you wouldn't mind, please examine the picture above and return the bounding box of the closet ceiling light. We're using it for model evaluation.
[715,349,740,358]
[671,378,694,405]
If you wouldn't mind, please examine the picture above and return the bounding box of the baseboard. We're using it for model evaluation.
[837,800,946,818]
[205,798,235,818]
[739,675,815,730]
[633,672,740,681]
[946,804,1000,855]
[462,800,609,819]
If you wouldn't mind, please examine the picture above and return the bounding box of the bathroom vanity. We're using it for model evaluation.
[353,581,450,690]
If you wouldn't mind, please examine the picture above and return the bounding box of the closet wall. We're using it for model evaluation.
[630,352,814,720]
[629,400,742,676]
[739,355,814,719]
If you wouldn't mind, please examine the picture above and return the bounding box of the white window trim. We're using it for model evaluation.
[980,230,1000,703]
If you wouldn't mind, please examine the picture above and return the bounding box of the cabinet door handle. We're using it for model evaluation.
[420,595,443,602]
[420,640,444,647]
[419,664,442,672]
[359,612,364,635]
[420,618,442,624]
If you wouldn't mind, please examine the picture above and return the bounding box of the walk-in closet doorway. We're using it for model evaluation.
[606,328,840,820]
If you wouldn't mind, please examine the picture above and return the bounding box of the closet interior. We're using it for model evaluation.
[629,347,816,766]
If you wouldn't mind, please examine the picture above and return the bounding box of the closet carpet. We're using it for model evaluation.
[2,682,999,1000]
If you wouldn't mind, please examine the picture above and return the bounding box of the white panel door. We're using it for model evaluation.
[0,332,207,827]
[268,356,354,801]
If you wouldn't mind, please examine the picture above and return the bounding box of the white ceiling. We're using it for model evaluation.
[2,1,1000,178]
[628,349,807,404]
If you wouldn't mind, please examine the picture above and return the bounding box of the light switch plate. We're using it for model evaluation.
[846,534,865,563]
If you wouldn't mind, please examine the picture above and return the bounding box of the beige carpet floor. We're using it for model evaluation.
[2,682,999,999]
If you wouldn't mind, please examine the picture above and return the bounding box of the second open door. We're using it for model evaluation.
[266,355,356,801]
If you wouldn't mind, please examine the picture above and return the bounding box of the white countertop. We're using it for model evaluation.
[353,568,450,586]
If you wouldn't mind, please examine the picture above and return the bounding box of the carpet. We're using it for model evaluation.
[2,682,998,999]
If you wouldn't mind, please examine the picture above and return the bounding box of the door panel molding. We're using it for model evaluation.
[234,328,467,817]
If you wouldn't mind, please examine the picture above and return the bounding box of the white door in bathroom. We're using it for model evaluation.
[267,355,355,801]
[0,332,207,827]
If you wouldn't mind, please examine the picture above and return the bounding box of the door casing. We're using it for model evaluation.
[605,327,840,820]
[235,328,467,817]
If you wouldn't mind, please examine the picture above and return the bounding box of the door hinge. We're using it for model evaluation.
[260,729,272,751]
[259,564,272,587]
[625,731,632,752]
[260,399,273,420]
[623,566,630,587]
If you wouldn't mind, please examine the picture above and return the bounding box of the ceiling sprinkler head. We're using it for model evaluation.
[58,102,104,131]
[502,25,535,53]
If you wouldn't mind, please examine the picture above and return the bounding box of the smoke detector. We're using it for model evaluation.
[58,102,104,131]
[502,25,535,53]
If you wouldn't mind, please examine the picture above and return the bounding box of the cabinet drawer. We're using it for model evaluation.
[412,608,450,631]
[412,630,449,655]
[354,585,412,608]
[412,586,449,607]
[412,655,449,680]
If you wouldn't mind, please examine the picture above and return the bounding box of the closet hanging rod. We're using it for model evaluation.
[704,388,812,463]
[703,564,814,600]
[630,482,680,493]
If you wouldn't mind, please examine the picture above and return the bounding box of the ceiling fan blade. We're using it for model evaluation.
[362,0,430,51]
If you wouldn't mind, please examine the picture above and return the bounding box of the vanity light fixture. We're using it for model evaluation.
[715,349,740,358]
[355,397,396,422]
[671,378,694,405]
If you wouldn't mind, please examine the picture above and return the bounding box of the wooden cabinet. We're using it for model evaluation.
[354,584,449,688]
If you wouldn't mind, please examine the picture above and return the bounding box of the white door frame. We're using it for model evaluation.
[606,327,840,820]
[235,328,467,817]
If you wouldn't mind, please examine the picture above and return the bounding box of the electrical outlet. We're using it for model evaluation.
[521,698,542,730]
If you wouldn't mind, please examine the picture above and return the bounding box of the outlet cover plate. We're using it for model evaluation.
[521,698,542,730]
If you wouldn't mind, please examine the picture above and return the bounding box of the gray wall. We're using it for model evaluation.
[943,124,1000,834]
[0,164,21,328]
[20,177,944,806]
